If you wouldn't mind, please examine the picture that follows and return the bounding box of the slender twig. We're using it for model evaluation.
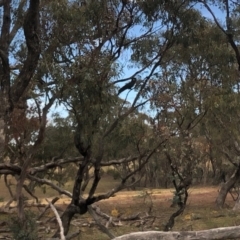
[38,197,60,220]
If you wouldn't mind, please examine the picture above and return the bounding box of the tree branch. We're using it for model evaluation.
[86,139,168,205]
[23,184,38,203]
[46,198,66,240]
[0,163,21,174]
[27,175,72,198]
[38,197,60,220]
[88,206,115,239]
[100,156,139,166]
[199,0,240,71]
[12,0,41,104]
[9,0,26,43]
[16,96,55,219]
[29,157,84,174]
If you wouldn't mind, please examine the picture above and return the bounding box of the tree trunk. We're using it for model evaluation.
[233,191,240,211]
[0,119,5,160]
[57,205,76,237]
[113,226,240,240]
[216,166,240,208]
[53,202,88,237]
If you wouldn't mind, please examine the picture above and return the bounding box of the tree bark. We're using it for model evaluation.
[233,191,240,211]
[53,204,76,238]
[0,119,4,159]
[113,226,240,240]
[53,201,88,237]
[215,166,240,208]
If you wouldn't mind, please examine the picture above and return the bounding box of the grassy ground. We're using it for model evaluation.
[0,173,121,201]
[78,187,238,240]
[0,175,239,239]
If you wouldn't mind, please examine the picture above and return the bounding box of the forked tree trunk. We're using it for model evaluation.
[216,166,240,208]
[56,205,76,236]
[53,203,88,237]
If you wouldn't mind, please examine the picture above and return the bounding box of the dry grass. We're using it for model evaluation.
[0,174,239,240]
[77,186,239,240]
[0,174,121,202]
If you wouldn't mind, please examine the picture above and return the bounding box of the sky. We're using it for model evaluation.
[197,2,224,20]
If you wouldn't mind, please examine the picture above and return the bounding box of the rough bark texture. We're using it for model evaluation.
[113,226,240,240]
[233,192,240,211]
[215,166,240,208]
[0,119,4,159]
[14,0,41,221]
[53,202,88,237]
[0,0,11,161]
[164,152,190,231]
[53,204,76,237]
[11,0,41,104]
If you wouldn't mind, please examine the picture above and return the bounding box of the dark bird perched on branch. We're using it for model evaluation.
[118,77,137,95]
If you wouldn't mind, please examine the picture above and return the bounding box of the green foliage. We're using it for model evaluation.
[2,0,240,236]
[8,211,38,240]
[36,114,77,161]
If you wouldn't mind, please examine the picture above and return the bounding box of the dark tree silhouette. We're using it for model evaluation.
[118,77,137,95]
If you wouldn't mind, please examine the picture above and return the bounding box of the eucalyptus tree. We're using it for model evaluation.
[0,0,48,222]
[50,0,197,236]
[147,12,224,183]
[0,0,202,237]
[196,0,240,208]
[145,8,240,228]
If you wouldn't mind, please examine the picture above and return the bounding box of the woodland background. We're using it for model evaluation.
[1,0,240,239]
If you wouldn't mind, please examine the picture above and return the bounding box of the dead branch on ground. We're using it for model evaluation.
[46,198,65,240]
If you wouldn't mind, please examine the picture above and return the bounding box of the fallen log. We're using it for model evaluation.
[113,226,240,240]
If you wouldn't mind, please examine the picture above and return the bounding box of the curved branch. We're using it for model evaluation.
[0,163,21,174]
[100,156,139,166]
[29,157,84,174]
[87,139,168,205]
[27,175,72,198]
[88,206,115,239]
[46,198,66,240]
[199,0,240,71]
[12,0,41,104]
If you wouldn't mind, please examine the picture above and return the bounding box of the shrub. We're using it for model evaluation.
[9,211,38,240]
